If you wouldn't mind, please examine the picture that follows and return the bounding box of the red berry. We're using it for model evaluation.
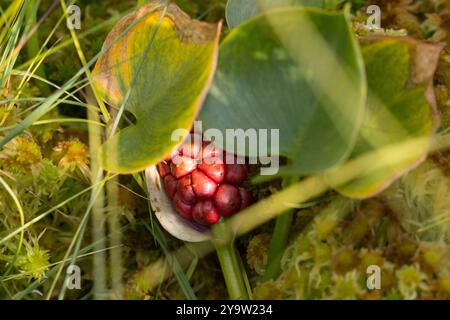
[224,163,248,185]
[192,200,220,225]
[239,188,252,210]
[163,174,177,199]
[173,192,193,220]
[177,175,196,204]
[180,133,202,159]
[170,156,197,178]
[192,203,203,224]
[214,184,241,217]
[198,157,225,183]
[159,137,252,225]
[157,162,171,178]
[191,170,217,200]
[201,141,222,159]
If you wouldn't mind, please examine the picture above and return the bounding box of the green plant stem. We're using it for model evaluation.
[106,108,123,299]
[263,176,297,281]
[263,211,294,281]
[86,90,107,299]
[106,176,123,298]
[212,221,250,300]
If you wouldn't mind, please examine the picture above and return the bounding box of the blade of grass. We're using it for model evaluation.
[11,70,84,103]
[0,0,24,44]
[0,0,58,89]
[0,118,105,132]
[62,0,167,298]
[0,3,162,149]
[131,241,214,295]
[55,2,168,299]
[47,173,116,300]
[16,12,124,71]
[0,176,25,280]
[0,177,107,245]
[0,0,28,88]
[59,0,110,122]
[142,220,197,300]
[24,0,49,95]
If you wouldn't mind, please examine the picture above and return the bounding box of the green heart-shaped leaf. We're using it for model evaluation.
[200,7,366,175]
[336,37,443,198]
[226,0,324,28]
[93,2,221,173]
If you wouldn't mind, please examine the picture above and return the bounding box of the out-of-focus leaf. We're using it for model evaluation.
[93,2,221,173]
[336,37,443,198]
[200,7,366,175]
[226,0,324,28]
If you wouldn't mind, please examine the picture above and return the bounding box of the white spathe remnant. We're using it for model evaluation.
[145,166,212,242]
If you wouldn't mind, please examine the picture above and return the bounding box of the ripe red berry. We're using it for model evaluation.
[159,134,252,225]
[198,157,225,183]
[214,184,241,217]
[224,163,248,185]
[201,141,222,159]
[173,192,192,220]
[157,162,171,178]
[191,170,217,200]
[177,175,196,204]
[171,156,197,178]
[180,133,202,159]
[239,187,252,210]
[192,200,220,225]
[163,174,177,199]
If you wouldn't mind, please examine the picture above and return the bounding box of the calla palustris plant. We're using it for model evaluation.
[93,0,444,298]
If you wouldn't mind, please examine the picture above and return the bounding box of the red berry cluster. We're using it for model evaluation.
[157,135,252,226]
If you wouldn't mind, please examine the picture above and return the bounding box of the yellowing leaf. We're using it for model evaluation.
[336,37,443,198]
[93,2,221,173]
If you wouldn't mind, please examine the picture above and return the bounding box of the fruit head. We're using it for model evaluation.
[158,135,252,225]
